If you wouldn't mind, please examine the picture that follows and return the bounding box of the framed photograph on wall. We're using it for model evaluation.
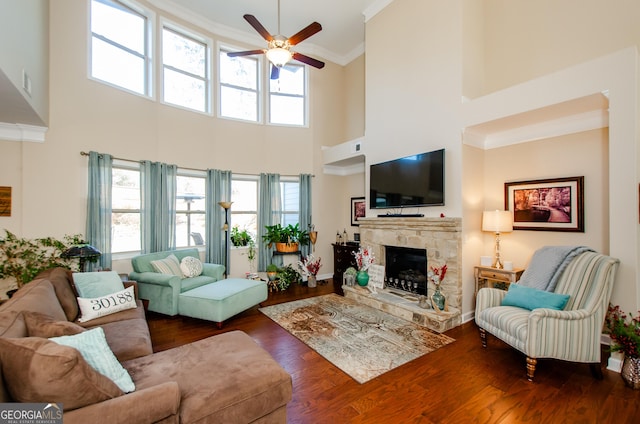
[351,197,366,226]
[504,176,584,232]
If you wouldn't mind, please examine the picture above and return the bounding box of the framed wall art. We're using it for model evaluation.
[504,176,584,232]
[0,186,11,217]
[351,197,366,226]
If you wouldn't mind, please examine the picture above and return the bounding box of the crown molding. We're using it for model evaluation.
[0,122,47,142]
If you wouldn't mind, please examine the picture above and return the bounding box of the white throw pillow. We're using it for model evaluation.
[77,286,137,323]
[180,256,203,278]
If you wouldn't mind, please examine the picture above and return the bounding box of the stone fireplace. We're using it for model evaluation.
[343,217,462,332]
[359,217,462,308]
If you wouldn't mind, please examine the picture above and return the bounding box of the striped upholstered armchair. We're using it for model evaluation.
[475,249,619,381]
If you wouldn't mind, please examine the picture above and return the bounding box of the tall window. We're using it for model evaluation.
[280,180,300,225]
[269,64,306,126]
[231,178,258,241]
[90,0,152,96]
[175,175,206,247]
[162,25,209,113]
[219,48,259,121]
[112,166,141,253]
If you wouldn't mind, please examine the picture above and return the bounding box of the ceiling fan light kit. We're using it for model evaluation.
[227,0,325,79]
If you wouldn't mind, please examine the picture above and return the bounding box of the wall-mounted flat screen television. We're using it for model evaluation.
[369,149,445,209]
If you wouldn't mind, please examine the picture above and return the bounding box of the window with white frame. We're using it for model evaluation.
[111,166,141,253]
[219,48,259,121]
[280,180,300,225]
[269,64,306,126]
[175,175,206,247]
[90,0,152,96]
[230,178,258,242]
[162,25,209,113]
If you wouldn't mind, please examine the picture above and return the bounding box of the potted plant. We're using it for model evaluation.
[605,304,640,389]
[230,226,253,247]
[262,223,310,253]
[0,230,84,294]
[298,254,322,288]
[266,263,278,281]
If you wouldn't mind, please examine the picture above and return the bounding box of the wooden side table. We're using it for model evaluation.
[474,266,524,296]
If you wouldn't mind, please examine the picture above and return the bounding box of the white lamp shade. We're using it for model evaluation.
[482,210,513,233]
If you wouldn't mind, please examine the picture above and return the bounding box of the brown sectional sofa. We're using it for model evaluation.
[0,268,292,423]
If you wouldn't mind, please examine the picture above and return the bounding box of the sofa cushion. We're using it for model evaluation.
[0,337,123,410]
[501,283,570,311]
[0,280,67,337]
[50,327,135,393]
[150,254,182,277]
[95,318,154,362]
[77,286,137,322]
[34,268,80,321]
[180,256,203,278]
[73,271,125,298]
[24,311,85,338]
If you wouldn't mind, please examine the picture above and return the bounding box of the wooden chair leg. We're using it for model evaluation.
[526,357,537,381]
[479,327,487,348]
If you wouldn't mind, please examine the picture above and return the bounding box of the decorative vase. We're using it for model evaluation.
[307,275,317,288]
[431,287,446,311]
[621,356,640,389]
[356,270,369,286]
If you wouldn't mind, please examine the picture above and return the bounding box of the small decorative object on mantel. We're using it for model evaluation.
[605,304,640,389]
[429,263,448,312]
[353,246,375,287]
[298,254,322,288]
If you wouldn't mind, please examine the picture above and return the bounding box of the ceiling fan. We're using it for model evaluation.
[227,0,325,80]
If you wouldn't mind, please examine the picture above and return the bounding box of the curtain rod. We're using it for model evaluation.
[80,151,314,177]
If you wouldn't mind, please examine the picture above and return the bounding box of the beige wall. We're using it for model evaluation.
[483,0,640,95]
[0,0,49,126]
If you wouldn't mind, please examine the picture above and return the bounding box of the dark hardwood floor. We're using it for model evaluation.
[147,280,640,423]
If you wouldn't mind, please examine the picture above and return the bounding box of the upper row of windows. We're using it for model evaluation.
[90,0,308,126]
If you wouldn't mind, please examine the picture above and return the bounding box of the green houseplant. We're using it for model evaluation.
[262,223,310,253]
[266,263,278,281]
[230,226,253,247]
[0,230,85,289]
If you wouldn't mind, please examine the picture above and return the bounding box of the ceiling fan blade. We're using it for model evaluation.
[227,49,266,57]
[288,22,322,46]
[292,52,325,69]
[243,14,273,42]
[270,65,280,80]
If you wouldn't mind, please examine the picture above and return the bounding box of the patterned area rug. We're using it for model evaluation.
[259,294,455,383]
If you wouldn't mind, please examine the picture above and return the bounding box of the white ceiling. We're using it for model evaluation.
[149,0,391,65]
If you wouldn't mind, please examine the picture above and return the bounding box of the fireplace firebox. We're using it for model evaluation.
[384,246,427,295]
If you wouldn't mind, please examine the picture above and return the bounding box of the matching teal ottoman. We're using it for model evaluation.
[178,278,268,328]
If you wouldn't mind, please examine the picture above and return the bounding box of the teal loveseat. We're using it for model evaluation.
[129,249,225,316]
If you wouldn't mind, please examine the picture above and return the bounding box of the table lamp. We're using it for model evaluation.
[482,210,513,269]
[61,243,102,272]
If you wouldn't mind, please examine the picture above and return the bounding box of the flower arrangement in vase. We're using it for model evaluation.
[352,246,375,286]
[428,263,448,312]
[605,304,640,389]
[298,254,322,288]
